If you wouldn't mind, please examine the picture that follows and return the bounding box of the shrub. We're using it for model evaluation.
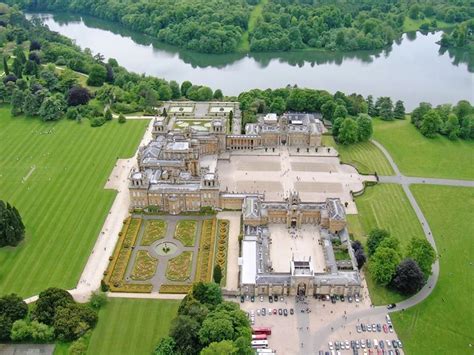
[118,113,126,124]
[90,117,105,127]
[89,291,108,309]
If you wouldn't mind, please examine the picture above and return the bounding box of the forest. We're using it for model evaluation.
[3,0,472,54]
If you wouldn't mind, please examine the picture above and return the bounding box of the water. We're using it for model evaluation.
[31,13,473,110]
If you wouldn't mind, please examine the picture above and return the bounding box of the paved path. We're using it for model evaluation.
[378,175,474,187]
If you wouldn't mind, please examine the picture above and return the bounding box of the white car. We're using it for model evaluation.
[328,341,334,350]
[260,296,264,302]
[373,339,378,349]
[257,309,260,316]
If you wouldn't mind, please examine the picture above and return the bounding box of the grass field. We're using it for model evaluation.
[0,107,148,297]
[87,298,180,355]
[373,119,474,180]
[322,136,394,176]
[351,184,425,305]
[238,0,268,52]
[403,16,453,32]
[392,185,474,354]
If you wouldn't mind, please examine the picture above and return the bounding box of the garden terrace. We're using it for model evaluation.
[165,251,193,282]
[141,219,167,246]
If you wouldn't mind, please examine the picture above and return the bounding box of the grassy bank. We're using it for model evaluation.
[392,185,474,354]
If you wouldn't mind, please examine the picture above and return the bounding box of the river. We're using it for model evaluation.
[30,13,473,110]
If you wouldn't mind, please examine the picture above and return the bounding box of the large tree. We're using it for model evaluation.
[337,117,358,144]
[406,237,436,277]
[420,109,442,137]
[391,259,425,295]
[87,64,107,87]
[0,294,28,322]
[201,340,238,355]
[32,288,74,325]
[67,86,91,106]
[39,94,65,121]
[169,315,202,355]
[393,100,406,119]
[367,228,390,256]
[369,247,401,286]
[356,113,373,141]
[191,282,223,308]
[53,303,98,341]
[0,201,25,247]
[154,336,176,355]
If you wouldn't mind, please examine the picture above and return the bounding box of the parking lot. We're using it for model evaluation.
[234,293,403,355]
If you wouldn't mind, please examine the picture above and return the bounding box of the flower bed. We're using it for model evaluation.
[110,283,153,293]
[174,220,197,247]
[105,218,142,288]
[159,284,192,294]
[141,219,167,246]
[214,219,229,285]
[166,251,193,282]
[195,218,216,283]
[130,251,158,281]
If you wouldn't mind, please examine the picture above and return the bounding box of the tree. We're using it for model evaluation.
[67,86,91,106]
[169,315,201,355]
[213,264,223,284]
[367,229,390,256]
[411,102,432,128]
[118,113,126,124]
[409,4,421,19]
[393,100,406,119]
[158,84,172,101]
[378,236,400,254]
[181,80,192,96]
[89,291,107,309]
[169,80,181,99]
[356,113,373,141]
[0,294,28,322]
[444,113,460,140]
[53,303,98,341]
[321,100,336,121]
[87,64,107,86]
[105,63,114,83]
[39,95,65,121]
[32,288,74,325]
[333,105,348,120]
[12,57,23,78]
[213,89,223,100]
[104,108,113,121]
[332,116,344,138]
[10,88,24,116]
[201,340,238,355]
[199,316,235,346]
[367,95,376,116]
[10,320,54,342]
[154,336,176,355]
[23,60,38,76]
[0,201,25,247]
[377,97,394,120]
[391,259,425,295]
[0,314,12,341]
[406,237,436,277]
[192,282,223,308]
[270,97,286,115]
[454,100,472,119]
[39,69,58,91]
[337,117,358,145]
[354,248,367,270]
[420,109,442,137]
[369,247,401,286]
[30,40,41,51]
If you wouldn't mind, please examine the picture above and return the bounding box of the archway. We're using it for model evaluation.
[297,282,306,296]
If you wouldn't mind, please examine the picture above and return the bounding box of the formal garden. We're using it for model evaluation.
[103,216,229,294]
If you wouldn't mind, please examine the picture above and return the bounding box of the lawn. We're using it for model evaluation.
[373,119,474,180]
[88,298,180,355]
[166,251,193,282]
[0,107,148,297]
[392,185,474,355]
[403,16,453,32]
[237,0,268,52]
[322,136,394,175]
[141,219,167,246]
[351,184,425,305]
[174,220,197,247]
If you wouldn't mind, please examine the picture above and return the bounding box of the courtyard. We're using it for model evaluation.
[218,147,375,214]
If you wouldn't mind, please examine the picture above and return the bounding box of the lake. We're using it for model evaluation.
[31,13,473,110]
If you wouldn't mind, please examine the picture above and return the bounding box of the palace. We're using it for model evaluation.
[129,101,362,297]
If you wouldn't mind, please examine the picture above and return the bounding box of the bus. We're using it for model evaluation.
[251,340,269,349]
[252,334,268,340]
[252,327,272,335]
[256,349,276,354]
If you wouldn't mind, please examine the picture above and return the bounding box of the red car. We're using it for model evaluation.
[383,324,388,333]
[273,308,277,315]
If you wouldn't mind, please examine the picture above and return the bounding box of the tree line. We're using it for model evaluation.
[3,0,471,54]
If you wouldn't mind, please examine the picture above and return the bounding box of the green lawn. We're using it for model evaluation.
[0,107,148,297]
[403,16,453,32]
[373,119,474,180]
[88,299,180,355]
[238,0,268,52]
[392,185,474,354]
[351,184,425,305]
[322,136,394,176]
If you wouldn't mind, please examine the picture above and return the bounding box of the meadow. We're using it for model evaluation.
[87,298,180,355]
[373,119,474,180]
[392,185,474,354]
[0,107,148,297]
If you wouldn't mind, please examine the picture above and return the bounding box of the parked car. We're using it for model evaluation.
[387,303,396,310]
[386,314,392,323]
[260,296,264,302]
[340,295,345,302]
[356,325,362,333]
[257,309,260,316]
[268,308,272,315]
[366,323,371,332]
[284,308,288,316]
[251,296,255,302]
[240,295,245,303]
[383,324,388,333]
[361,324,367,332]
[328,342,334,350]
[389,325,394,333]
[398,340,403,348]
[379,340,384,349]
[269,296,273,303]
[280,296,284,301]
[386,340,391,348]
[367,340,372,348]
[278,308,282,315]
[290,308,294,315]
[273,295,278,302]
[377,324,382,332]
[355,295,360,303]
[262,308,266,316]
[348,295,353,303]
[392,340,398,348]
[273,308,277,315]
